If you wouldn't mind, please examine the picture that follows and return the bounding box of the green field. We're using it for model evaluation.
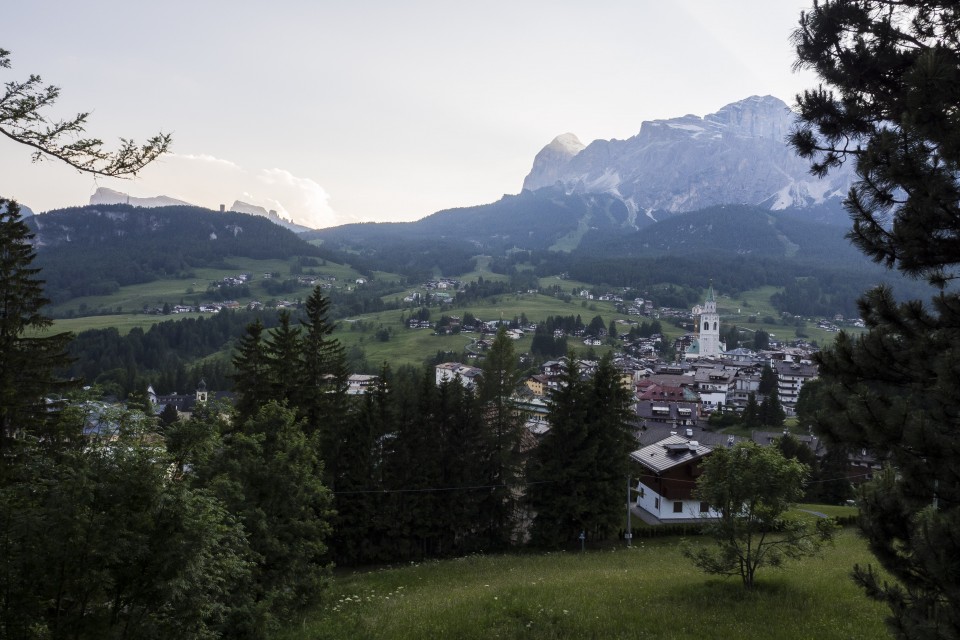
[277,528,888,640]
[46,257,367,319]
[337,292,642,369]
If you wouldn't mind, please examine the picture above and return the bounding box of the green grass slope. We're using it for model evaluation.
[278,529,887,640]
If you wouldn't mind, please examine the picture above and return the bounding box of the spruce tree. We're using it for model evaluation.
[528,353,635,547]
[263,310,301,405]
[582,353,636,539]
[296,287,349,486]
[742,392,761,431]
[477,327,525,548]
[758,363,777,396]
[527,356,592,548]
[759,389,786,428]
[0,200,76,452]
[231,318,271,422]
[791,2,960,636]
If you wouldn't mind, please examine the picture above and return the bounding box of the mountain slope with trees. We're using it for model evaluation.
[25,204,346,303]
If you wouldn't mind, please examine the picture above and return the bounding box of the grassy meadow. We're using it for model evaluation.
[277,528,888,640]
[337,292,637,368]
[45,257,367,319]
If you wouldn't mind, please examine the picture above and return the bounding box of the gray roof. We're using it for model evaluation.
[630,434,713,473]
[637,424,743,449]
[773,361,818,378]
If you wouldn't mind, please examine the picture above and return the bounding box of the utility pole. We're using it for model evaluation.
[626,476,633,548]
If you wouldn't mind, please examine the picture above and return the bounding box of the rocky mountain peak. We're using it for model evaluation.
[521,133,586,192]
[520,95,852,213]
[89,187,193,208]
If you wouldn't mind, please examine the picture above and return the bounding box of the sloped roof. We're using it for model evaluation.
[630,434,712,473]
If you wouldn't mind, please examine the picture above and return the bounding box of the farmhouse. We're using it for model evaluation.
[630,434,720,522]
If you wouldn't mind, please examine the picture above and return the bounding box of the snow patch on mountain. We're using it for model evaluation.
[521,95,854,214]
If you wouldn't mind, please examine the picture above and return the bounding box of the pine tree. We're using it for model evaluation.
[742,392,761,431]
[477,327,525,548]
[527,356,592,548]
[759,390,786,428]
[296,287,349,488]
[758,363,777,396]
[528,353,635,547]
[0,200,77,452]
[231,318,272,422]
[791,3,960,636]
[582,353,635,539]
[297,288,348,428]
[263,310,301,405]
[329,363,397,565]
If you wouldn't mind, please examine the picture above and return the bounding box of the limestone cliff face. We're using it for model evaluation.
[90,187,193,208]
[521,133,586,192]
[521,96,853,216]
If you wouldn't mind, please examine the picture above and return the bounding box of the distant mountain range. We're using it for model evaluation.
[88,188,313,233]
[311,96,855,261]
[522,95,854,216]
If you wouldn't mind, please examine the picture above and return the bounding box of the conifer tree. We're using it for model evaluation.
[791,2,960,636]
[231,318,271,422]
[527,357,591,548]
[263,310,301,405]
[477,327,526,547]
[296,287,349,486]
[582,353,636,539]
[528,353,635,547]
[742,392,761,431]
[0,200,77,452]
[758,363,777,396]
[759,389,786,428]
[329,363,396,565]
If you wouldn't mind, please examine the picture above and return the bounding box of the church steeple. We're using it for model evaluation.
[697,283,721,358]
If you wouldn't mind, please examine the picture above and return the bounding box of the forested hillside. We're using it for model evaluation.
[26,204,348,302]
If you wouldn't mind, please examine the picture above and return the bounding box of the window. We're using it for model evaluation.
[654,498,660,509]
[703,321,709,331]
[673,501,683,513]
[699,502,709,513]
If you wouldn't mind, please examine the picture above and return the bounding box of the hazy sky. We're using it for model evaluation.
[2,1,820,228]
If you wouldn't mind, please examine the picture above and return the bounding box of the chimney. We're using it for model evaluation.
[219,204,225,212]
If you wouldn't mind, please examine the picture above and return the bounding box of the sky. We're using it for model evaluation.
[2,1,821,228]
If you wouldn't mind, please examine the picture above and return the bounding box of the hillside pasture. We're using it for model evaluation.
[277,528,888,640]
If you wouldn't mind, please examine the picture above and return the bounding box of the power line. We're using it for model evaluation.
[332,479,556,496]
[332,471,875,496]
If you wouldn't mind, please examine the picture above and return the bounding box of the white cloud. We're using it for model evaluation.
[99,152,346,229]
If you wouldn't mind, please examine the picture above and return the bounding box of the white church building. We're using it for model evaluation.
[685,285,725,360]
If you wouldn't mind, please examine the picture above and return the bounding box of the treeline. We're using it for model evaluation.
[65,310,273,396]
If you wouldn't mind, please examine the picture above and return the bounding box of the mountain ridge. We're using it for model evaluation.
[521,95,853,214]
